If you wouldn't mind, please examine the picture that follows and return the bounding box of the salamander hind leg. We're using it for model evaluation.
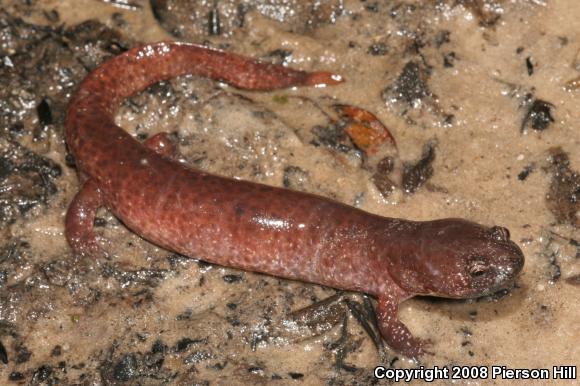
[65,180,105,258]
[144,132,178,159]
[376,294,433,360]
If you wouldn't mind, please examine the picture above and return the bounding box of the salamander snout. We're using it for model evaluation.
[466,231,525,296]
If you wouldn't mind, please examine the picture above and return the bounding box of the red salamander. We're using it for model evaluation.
[65,42,524,359]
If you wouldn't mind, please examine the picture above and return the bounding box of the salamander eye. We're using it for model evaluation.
[490,226,510,242]
[468,259,489,277]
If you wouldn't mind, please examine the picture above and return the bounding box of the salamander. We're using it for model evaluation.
[65,42,525,359]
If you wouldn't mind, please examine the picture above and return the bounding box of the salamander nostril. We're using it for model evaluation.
[490,226,510,242]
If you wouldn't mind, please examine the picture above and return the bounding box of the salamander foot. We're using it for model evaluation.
[376,294,434,360]
[65,180,106,258]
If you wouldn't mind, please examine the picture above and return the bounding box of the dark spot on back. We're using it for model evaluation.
[234,203,245,216]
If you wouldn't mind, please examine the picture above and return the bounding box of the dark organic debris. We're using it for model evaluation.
[174,337,206,353]
[435,30,451,47]
[207,6,221,35]
[311,122,353,153]
[372,156,398,198]
[14,343,31,364]
[184,349,213,365]
[64,19,132,65]
[36,98,53,126]
[151,0,344,39]
[0,9,54,57]
[0,11,133,133]
[443,52,457,68]
[100,263,169,288]
[372,156,397,198]
[522,98,555,132]
[0,340,8,364]
[457,0,504,26]
[248,365,264,375]
[287,293,346,336]
[368,42,388,56]
[545,148,580,227]
[402,140,437,194]
[564,76,580,92]
[565,274,580,286]
[0,13,140,227]
[460,326,473,337]
[517,164,534,181]
[283,166,309,191]
[540,231,580,285]
[289,372,304,379]
[112,354,139,381]
[546,251,561,283]
[0,138,62,224]
[101,348,173,383]
[223,274,243,283]
[525,56,534,76]
[264,49,293,66]
[285,293,386,365]
[388,61,431,107]
[51,345,62,357]
[9,372,24,381]
[31,365,53,384]
[373,171,397,198]
[476,287,512,302]
[151,340,168,354]
[376,156,395,175]
[0,240,31,288]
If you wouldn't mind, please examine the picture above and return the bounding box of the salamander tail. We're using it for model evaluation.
[304,71,345,87]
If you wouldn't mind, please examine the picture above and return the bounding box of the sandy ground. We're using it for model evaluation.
[0,0,578,385]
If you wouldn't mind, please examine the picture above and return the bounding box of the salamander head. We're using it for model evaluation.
[387,219,524,299]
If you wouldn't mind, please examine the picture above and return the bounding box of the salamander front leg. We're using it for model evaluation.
[376,292,433,360]
[65,180,104,257]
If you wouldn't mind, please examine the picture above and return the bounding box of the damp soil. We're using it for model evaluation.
[0,0,579,385]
